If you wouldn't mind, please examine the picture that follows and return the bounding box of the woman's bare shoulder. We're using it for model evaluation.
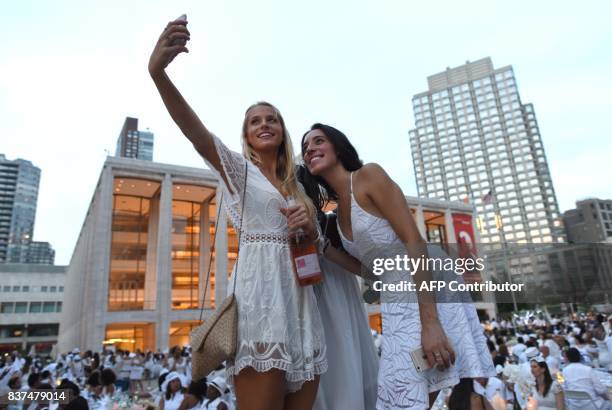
[355,163,391,184]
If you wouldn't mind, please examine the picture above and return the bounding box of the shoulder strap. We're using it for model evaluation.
[199,161,248,321]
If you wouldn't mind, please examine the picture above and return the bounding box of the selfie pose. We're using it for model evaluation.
[301,123,495,409]
[149,18,326,410]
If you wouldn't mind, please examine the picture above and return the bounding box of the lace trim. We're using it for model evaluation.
[226,356,328,393]
[211,133,246,198]
[241,232,289,245]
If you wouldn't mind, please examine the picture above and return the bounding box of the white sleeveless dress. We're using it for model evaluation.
[313,256,379,410]
[337,173,495,409]
[201,134,327,392]
[531,381,562,410]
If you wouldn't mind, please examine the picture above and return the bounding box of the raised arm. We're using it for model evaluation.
[356,163,456,369]
[148,18,225,180]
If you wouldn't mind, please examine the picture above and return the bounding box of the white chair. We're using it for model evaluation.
[564,389,606,410]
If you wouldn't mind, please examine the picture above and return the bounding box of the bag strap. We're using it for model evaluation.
[199,162,248,321]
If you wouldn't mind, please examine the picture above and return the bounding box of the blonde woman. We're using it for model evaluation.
[149,17,326,410]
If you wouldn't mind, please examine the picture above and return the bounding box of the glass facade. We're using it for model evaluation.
[423,210,447,244]
[64,160,246,352]
[171,191,202,310]
[108,178,159,311]
[104,323,155,352]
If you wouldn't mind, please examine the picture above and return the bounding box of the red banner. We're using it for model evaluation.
[453,214,476,251]
[452,213,481,283]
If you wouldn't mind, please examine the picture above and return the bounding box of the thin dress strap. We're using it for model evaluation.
[349,172,354,194]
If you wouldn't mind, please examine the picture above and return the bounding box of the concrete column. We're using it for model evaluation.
[215,188,229,306]
[87,165,114,351]
[444,209,457,244]
[144,197,160,310]
[414,205,427,241]
[199,198,211,309]
[155,174,173,351]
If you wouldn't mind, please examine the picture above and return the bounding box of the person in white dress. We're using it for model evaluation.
[303,208,380,410]
[177,378,207,410]
[129,352,145,395]
[301,123,495,409]
[592,323,612,370]
[160,372,187,410]
[201,377,232,410]
[149,18,327,410]
[528,358,564,410]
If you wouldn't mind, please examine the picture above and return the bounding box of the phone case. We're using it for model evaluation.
[409,346,432,373]
[171,14,188,47]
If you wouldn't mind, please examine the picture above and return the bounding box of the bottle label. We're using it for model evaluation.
[295,254,321,278]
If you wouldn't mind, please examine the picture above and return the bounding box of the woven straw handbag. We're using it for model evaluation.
[190,162,248,381]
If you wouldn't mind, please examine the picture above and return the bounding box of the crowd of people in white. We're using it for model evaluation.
[2,311,612,409]
[0,345,233,409]
[448,312,612,410]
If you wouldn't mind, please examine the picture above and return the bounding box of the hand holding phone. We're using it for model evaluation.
[409,346,432,373]
[171,14,188,46]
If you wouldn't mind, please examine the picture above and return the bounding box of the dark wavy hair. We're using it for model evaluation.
[531,360,553,397]
[299,123,363,211]
[448,378,477,410]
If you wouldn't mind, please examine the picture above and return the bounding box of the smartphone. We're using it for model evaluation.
[172,14,188,46]
[409,346,432,373]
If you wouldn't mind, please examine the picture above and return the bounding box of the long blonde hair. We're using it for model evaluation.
[242,102,315,217]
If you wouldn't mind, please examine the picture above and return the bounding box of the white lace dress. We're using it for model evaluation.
[337,173,495,409]
[201,134,327,392]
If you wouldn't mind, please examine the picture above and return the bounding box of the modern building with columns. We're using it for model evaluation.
[58,156,494,353]
[58,156,236,353]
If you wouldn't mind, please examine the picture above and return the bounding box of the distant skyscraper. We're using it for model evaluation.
[26,241,55,264]
[0,154,41,262]
[563,198,612,243]
[409,58,565,244]
[115,117,154,161]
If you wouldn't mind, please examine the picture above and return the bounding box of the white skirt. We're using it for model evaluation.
[377,245,496,410]
[313,257,379,410]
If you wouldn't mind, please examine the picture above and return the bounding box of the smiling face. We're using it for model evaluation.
[302,129,338,175]
[244,105,284,154]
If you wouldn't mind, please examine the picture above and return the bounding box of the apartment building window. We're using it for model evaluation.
[1,303,14,313]
[14,302,27,313]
